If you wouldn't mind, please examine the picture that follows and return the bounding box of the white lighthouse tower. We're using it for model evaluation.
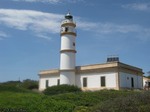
[60,12,77,85]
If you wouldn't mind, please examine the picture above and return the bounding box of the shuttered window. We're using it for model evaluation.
[131,77,134,88]
[101,76,106,87]
[83,77,87,87]
[57,79,60,85]
[45,80,49,88]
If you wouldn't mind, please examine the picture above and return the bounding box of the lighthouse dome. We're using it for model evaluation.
[65,12,73,20]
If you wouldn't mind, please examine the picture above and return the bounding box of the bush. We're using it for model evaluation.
[1,89,142,112]
[73,106,89,112]
[43,84,81,95]
[91,91,150,112]
[0,81,21,87]
[0,92,75,112]
[0,85,31,93]
[21,79,38,90]
[0,79,38,90]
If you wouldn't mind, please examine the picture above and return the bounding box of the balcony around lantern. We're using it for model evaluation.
[61,19,76,27]
[60,28,77,36]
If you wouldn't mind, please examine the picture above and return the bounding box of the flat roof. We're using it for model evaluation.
[39,62,143,76]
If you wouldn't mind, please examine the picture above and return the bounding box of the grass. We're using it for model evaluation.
[0,86,143,112]
[91,91,150,112]
[0,85,149,112]
[0,92,75,112]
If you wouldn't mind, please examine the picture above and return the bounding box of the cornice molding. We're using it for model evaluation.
[60,32,76,36]
[60,49,77,53]
[61,22,76,27]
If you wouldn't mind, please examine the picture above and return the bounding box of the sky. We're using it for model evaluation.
[0,0,150,82]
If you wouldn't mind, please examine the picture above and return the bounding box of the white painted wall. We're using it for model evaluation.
[60,71,75,85]
[119,72,143,89]
[138,75,143,89]
[61,19,74,25]
[39,75,59,91]
[60,52,75,69]
[39,72,143,91]
[61,26,76,34]
[76,72,117,90]
[143,77,150,88]
[143,78,147,87]
[39,72,117,91]
[61,35,76,50]
[60,21,76,85]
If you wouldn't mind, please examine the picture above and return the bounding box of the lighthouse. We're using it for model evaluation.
[60,12,77,85]
[39,12,143,91]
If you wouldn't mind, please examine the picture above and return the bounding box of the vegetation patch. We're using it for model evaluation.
[43,84,81,95]
[91,91,150,112]
[0,85,31,93]
[0,92,75,112]
[1,81,150,112]
[0,79,38,93]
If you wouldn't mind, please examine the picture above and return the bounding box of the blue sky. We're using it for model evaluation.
[0,0,150,82]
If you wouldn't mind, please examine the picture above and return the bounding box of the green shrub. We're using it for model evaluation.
[43,84,81,95]
[1,89,143,112]
[91,91,150,112]
[0,81,21,87]
[0,92,75,112]
[0,85,31,93]
[73,106,89,112]
[21,79,38,90]
[0,79,38,90]
[51,90,134,108]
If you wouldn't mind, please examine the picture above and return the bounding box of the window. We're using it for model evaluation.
[57,79,60,85]
[101,76,106,87]
[65,27,68,32]
[83,77,87,87]
[73,42,75,46]
[148,82,150,87]
[45,80,49,88]
[131,77,134,88]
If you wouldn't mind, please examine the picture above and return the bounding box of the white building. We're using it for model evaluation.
[38,13,143,91]
[143,76,150,90]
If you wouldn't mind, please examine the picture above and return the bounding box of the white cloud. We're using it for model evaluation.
[77,20,150,40]
[0,9,62,40]
[36,34,51,40]
[0,9,62,32]
[0,9,149,41]
[77,20,138,34]
[12,0,83,3]
[96,23,143,34]
[0,31,9,40]
[100,23,150,40]
[122,3,150,11]
[13,0,60,3]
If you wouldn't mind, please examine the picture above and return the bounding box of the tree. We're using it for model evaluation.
[147,71,150,78]
[21,79,38,90]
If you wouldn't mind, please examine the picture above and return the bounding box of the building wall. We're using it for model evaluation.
[143,77,147,87]
[76,72,117,90]
[39,74,59,91]
[60,71,75,85]
[119,72,143,89]
[61,35,76,50]
[143,77,150,88]
[60,53,75,69]
[39,71,143,91]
